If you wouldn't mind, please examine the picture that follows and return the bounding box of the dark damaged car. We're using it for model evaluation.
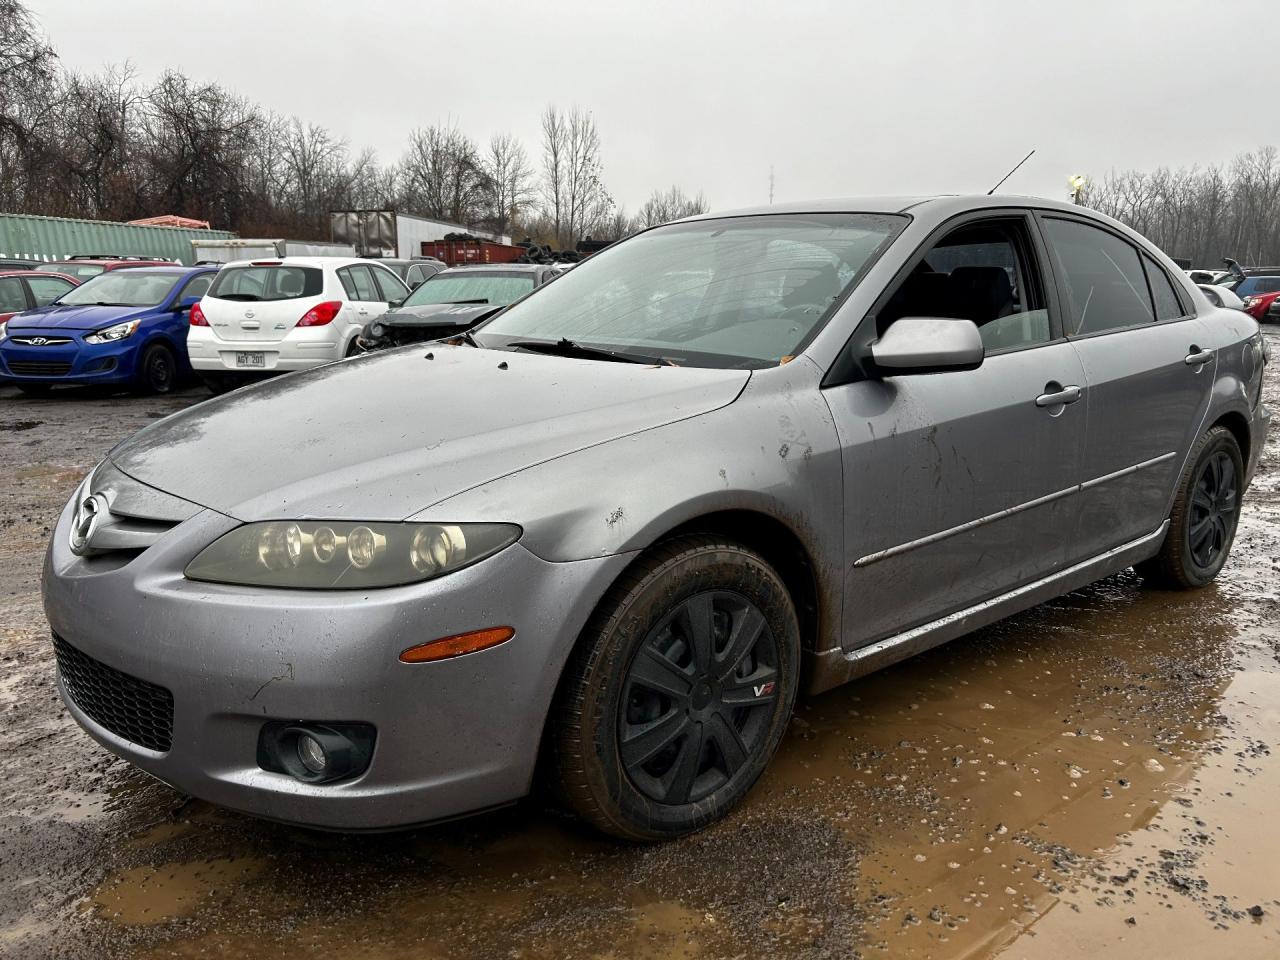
[45,196,1270,841]
[359,264,560,350]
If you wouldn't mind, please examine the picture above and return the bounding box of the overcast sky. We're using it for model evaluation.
[28,0,1275,214]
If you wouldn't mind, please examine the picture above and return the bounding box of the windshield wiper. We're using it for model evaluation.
[444,298,489,305]
[218,293,263,302]
[507,337,673,365]
[88,301,134,307]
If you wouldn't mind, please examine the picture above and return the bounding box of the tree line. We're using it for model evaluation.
[0,0,707,248]
[1083,146,1280,267]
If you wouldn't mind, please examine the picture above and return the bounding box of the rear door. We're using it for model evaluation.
[1036,214,1214,561]
[825,210,1088,647]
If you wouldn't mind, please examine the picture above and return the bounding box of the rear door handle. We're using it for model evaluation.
[1035,385,1082,407]
[1185,346,1213,366]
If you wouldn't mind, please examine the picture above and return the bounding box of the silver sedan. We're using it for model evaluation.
[44,195,1271,840]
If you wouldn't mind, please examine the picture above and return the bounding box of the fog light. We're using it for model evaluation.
[256,721,376,784]
[297,733,327,774]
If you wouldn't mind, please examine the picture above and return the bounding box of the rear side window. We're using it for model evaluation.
[1041,218,1153,335]
[340,265,378,301]
[178,274,213,301]
[0,277,26,313]
[209,266,322,302]
[1142,255,1187,321]
[1240,277,1280,296]
[26,276,73,305]
[371,267,408,301]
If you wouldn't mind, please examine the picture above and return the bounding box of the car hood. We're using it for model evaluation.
[6,303,154,331]
[379,302,499,329]
[107,345,750,521]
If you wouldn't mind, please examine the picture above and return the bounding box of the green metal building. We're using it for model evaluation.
[0,213,234,265]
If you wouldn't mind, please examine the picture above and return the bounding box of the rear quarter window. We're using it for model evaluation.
[209,266,323,301]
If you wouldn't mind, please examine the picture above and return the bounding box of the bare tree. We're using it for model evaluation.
[399,123,490,226]
[539,105,614,248]
[635,185,708,229]
[483,132,534,238]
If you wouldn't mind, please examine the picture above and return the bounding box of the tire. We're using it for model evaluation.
[136,342,177,395]
[551,535,800,841]
[1136,426,1244,589]
[344,337,363,358]
[15,383,51,397]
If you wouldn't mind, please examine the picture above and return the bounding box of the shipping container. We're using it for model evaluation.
[192,238,357,263]
[330,210,511,259]
[0,212,233,265]
[420,238,527,266]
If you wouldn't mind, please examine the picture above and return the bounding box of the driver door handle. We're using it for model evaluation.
[1184,346,1213,366]
[1035,385,1082,408]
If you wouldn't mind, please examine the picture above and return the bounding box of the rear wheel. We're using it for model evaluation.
[551,536,800,841]
[136,343,177,395]
[1136,426,1243,589]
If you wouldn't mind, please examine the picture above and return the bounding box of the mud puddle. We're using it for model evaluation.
[1,335,1278,960]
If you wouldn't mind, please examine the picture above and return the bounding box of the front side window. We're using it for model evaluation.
[371,267,408,302]
[26,276,74,305]
[406,272,536,308]
[1041,218,1153,335]
[58,271,182,308]
[877,219,1050,352]
[208,266,322,302]
[479,213,906,368]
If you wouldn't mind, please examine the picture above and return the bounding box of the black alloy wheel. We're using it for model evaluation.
[1137,426,1244,589]
[619,590,779,805]
[1187,449,1238,570]
[551,535,800,841]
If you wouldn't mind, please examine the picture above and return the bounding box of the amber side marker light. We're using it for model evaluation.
[399,626,516,663]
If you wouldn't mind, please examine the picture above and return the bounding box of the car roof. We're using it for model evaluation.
[92,264,214,275]
[682,193,1108,222]
[222,256,387,269]
[45,258,173,266]
[0,269,77,280]
[436,264,543,275]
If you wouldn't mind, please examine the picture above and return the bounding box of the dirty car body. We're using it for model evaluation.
[44,196,1270,834]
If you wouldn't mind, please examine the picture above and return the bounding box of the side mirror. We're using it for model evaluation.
[410,280,424,291]
[388,297,406,308]
[870,316,984,375]
[174,295,201,312]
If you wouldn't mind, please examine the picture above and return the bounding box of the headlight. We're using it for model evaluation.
[84,319,140,344]
[184,520,520,589]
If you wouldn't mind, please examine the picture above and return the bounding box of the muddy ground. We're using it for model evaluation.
[1,337,1277,960]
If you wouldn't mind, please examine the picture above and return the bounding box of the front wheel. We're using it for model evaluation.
[136,343,177,395]
[1136,426,1244,589]
[551,536,800,841]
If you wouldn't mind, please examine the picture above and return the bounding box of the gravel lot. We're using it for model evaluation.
[2,335,1277,960]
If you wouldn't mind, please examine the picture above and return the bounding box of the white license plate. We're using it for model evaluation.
[235,352,265,368]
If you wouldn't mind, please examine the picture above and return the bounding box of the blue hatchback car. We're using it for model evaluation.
[0,265,217,395]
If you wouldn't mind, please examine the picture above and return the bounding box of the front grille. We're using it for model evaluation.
[53,634,174,752]
[9,360,72,376]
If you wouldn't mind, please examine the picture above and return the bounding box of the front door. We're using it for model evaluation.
[1036,215,1215,561]
[824,213,1087,648]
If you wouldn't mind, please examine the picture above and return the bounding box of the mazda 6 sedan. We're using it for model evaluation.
[44,196,1271,841]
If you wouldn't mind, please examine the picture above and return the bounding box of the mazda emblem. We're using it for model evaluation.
[69,494,106,556]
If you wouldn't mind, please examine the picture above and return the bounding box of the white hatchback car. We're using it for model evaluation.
[188,257,409,392]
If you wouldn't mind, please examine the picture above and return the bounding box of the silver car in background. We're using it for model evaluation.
[44,196,1271,840]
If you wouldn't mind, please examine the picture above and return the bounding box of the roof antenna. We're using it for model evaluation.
[987,149,1035,195]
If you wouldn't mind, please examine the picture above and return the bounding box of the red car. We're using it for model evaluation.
[33,255,173,283]
[0,270,80,333]
[1242,290,1280,323]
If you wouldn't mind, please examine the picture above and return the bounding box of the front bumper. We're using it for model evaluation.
[0,335,136,384]
[43,499,630,830]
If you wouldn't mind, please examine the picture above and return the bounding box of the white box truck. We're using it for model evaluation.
[191,238,357,264]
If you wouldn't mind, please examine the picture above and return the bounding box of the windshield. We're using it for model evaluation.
[39,263,105,280]
[209,265,323,301]
[405,273,535,307]
[478,213,906,368]
[57,271,181,307]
